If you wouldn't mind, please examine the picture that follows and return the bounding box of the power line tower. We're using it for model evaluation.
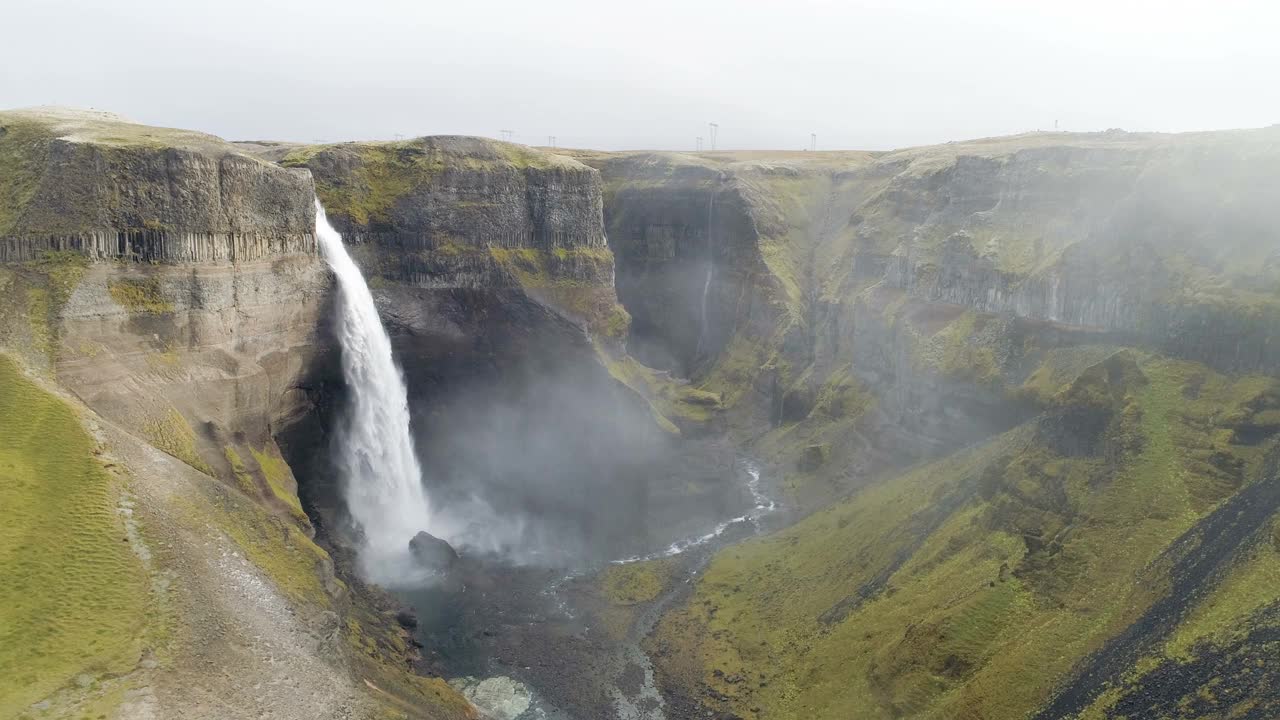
[696,136,703,152]
[810,133,817,152]
[548,135,557,148]
[500,129,513,142]
[708,122,719,151]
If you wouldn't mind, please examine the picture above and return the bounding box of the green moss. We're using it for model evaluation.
[108,277,173,315]
[143,408,212,475]
[603,351,722,431]
[599,558,677,606]
[0,118,54,236]
[915,310,1001,385]
[25,286,51,358]
[0,354,150,716]
[223,446,257,495]
[286,138,574,228]
[655,354,1277,720]
[250,446,309,524]
[812,366,874,419]
[191,482,334,610]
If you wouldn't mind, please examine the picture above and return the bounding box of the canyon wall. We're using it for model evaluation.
[0,108,471,720]
[266,136,743,567]
[595,131,1280,720]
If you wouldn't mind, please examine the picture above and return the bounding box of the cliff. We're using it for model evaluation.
[0,107,315,262]
[0,108,471,720]
[265,136,741,569]
[596,130,1280,719]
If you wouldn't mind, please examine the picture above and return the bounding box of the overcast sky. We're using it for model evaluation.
[4,0,1278,150]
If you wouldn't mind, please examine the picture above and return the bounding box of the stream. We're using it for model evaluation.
[399,459,783,720]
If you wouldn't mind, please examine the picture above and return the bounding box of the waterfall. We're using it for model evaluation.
[694,188,716,362]
[315,200,432,583]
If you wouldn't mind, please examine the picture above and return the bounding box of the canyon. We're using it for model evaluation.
[2,106,1278,720]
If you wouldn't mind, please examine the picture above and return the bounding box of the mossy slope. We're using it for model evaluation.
[0,354,150,716]
[650,353,1280,719]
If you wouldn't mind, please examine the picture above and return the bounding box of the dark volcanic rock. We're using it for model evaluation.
[409,531,460,574]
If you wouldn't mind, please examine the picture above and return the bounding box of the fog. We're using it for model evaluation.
[4,0,1279,150]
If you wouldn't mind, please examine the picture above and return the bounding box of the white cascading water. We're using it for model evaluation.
[314,200,433,584]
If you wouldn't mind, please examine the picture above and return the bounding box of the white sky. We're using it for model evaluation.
[3,0,1279,150]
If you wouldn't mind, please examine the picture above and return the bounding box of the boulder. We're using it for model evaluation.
[409,531,459,574]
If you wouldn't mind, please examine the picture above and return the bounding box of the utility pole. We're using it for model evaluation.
[696,136,703,152]
[708,122,719,151]
[810,133,817,152]
[500,129,513,142]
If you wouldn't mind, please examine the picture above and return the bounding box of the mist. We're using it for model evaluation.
[5,0,1280,150]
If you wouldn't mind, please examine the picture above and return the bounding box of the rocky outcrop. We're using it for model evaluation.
[579,152,779,375]
[0,108,473,720]
[274,136,610,293]
[0,107,315,263]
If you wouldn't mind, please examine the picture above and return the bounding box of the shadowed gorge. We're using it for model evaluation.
[2,106,1279,720]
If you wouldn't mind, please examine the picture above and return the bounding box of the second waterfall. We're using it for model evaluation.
[314,200,433,584]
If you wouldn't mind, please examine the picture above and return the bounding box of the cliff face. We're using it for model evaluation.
[0,109,471,720]
[1,107,315,262]
[858,132,1280,374]
[576,152,777,375]
[267,136,741,568]
[601,131,1280,720]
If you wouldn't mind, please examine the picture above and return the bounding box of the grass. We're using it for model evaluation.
[142,408,212,475]
[599,557,678,606]
[284,136,580,228]
[108,277,173,315]
[653,354,1278,720]
[190,480,335,610]
[0,118,54,236]
[602,351,722,432]
[250,445,310,524]
[0,354,149,716]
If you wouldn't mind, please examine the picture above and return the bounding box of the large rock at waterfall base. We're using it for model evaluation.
[409,531,460,574]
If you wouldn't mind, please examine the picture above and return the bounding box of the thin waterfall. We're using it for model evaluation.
[694,187,716,363]
[314,200,432,583]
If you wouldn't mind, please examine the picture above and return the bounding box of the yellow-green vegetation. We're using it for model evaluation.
[223,445,309,525]
[250,445,310,524]
[1018,345,1123,405]
[192,480,335,609]
[0,117,54,235]
[653,354,1279,720]
[337,583,476,720]
[108,276,173,314]
[1,251,92,361]
[698,333,777,408]
[603,351,722,432]
[0,354,149,716]
[284,137,575,227]
[811,366,875,420]
[25,286,51,357]
[1162,528,1280,660]
[599,557,678,606]
[915,310,1002,385]
[224,446,257,494]
[142,407,213,475]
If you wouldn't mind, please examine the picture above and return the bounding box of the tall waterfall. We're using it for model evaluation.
[315,200,432,583]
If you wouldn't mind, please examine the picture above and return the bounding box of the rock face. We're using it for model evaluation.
[578,152,778,375]
[0,108,473,720]
[269,135,745,568]
[595,132,1280,720]
[1,107,315,262]
[276,136,609,292]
